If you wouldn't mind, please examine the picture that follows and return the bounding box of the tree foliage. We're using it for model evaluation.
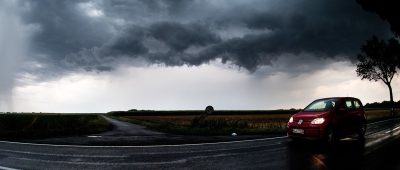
[356,36,400,114]
[356,0,399,37]
[356,36,399,84]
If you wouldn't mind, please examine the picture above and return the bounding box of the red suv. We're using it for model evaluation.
[287,97,367,143]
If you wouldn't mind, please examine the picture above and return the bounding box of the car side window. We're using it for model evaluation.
[343,100,354,110]
[354,100,361,109]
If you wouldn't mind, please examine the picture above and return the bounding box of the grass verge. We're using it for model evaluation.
[0,114,112,140]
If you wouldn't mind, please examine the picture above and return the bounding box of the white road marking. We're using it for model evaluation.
[385,126,400,134]
[0,149,128,158]
[0,141,282,157]
[0,165,19,170]
[366,129,400,149]
[10,157,187,166]
[0,136,288,148]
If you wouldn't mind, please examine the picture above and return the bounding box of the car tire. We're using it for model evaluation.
[358,123,367,140]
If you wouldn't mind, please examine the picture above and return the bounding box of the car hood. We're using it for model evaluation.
[292,111,328,121]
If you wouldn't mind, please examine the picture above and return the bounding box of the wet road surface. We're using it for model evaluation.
[1,118,400,169]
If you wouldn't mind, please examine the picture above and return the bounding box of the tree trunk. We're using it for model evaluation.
[387,83,394,117]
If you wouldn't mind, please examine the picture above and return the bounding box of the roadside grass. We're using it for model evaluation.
[0,114,112,139]
[365,109,400,123]
[109,109,400,136]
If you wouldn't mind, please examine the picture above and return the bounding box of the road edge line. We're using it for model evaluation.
[0,136,288,148]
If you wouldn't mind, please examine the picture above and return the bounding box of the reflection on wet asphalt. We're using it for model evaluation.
[287,139,365,170]
[286,119,400,170]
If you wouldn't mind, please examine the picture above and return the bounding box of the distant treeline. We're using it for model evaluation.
[107,109,301,116]
[364,101,400,109]
[107,101,399,116]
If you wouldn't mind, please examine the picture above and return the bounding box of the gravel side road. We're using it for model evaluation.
[99,115,164,136]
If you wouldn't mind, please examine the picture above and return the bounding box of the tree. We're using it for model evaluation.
[356,36,400,115]
[356,0,399,37]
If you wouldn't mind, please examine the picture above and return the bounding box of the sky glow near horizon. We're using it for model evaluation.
[11,60,400,112]
[0,0,397,112]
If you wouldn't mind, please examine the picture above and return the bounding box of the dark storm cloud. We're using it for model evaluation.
[22,0,113,67]
[149,22,221,52]
[22,0,392,73]
[195,0,391,71]
[63,22,220,69]
[136,0,194,15]
[107,28,148,56]
[245,13,284,30]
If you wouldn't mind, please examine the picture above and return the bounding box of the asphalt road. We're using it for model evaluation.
[1,118,400,170]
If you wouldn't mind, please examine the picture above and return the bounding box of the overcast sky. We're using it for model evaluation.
[0,0,397,112]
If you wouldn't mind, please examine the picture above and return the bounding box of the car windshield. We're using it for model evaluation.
[304,99,337,112]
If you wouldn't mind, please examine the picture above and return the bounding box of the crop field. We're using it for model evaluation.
[364,109,398,122]
[119,109,398,126]
[112,109,400,135]
[123,114,290,129]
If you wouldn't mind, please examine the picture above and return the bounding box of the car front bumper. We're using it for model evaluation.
[287,123,328,140]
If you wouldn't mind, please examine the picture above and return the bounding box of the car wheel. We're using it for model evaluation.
[358,124,367,140]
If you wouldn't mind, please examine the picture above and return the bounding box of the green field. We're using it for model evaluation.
[0,113,112,139]
[109,109,400,136]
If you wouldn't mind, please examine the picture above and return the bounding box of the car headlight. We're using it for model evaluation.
[289,117,294,123]
[311,117,325,124]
